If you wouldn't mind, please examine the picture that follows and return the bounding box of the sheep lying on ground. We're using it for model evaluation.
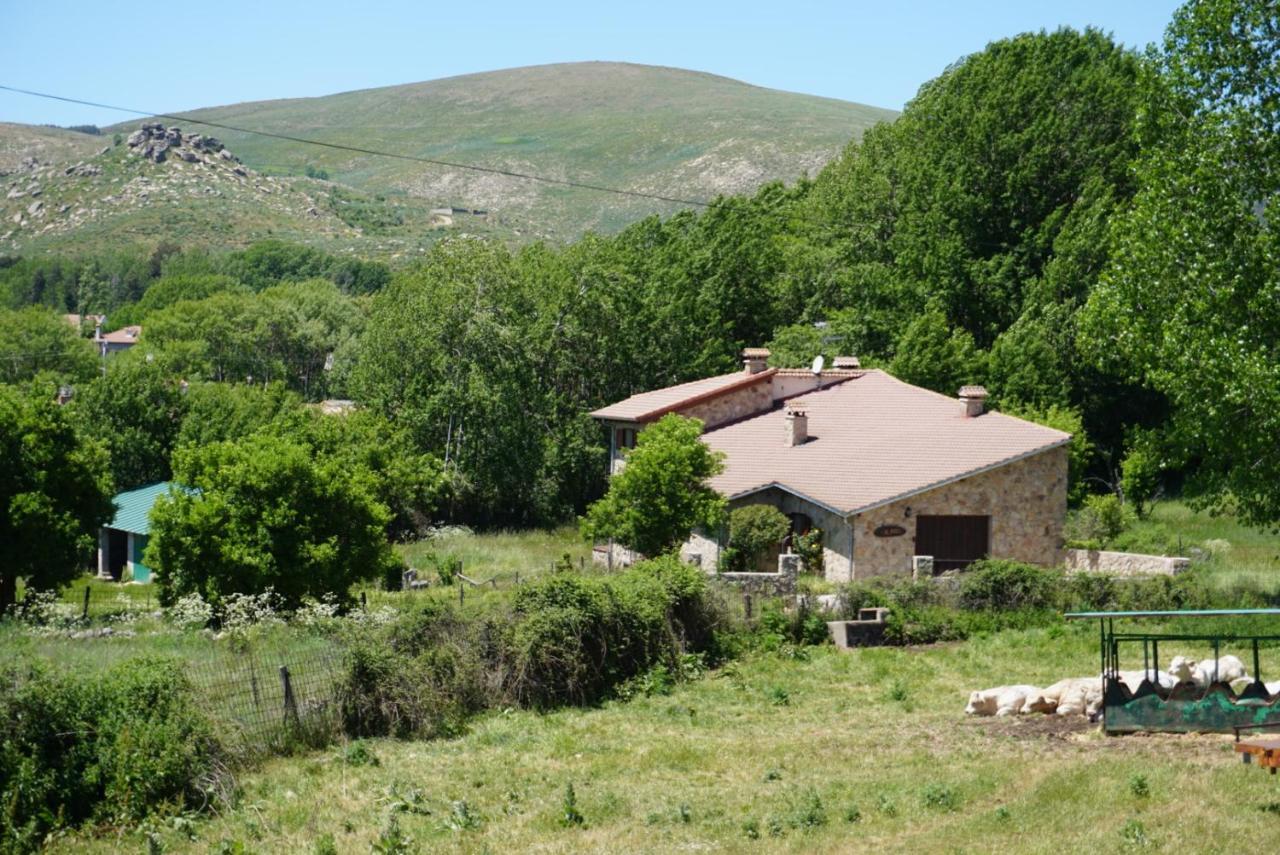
[1168,655,1248,687]
[968,655,1260,719]
[965,685,1041,716]
[1035,678,1103,717]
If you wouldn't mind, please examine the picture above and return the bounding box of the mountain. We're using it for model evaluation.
[1,63,895,256]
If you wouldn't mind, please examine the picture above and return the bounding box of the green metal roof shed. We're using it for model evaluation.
[98,481,182,583]
[108,482,173,535]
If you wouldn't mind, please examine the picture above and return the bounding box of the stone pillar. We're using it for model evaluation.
[97,529,111,579]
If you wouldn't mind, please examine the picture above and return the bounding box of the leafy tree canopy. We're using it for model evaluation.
[581,414,726,557]
[147,433,401,609]
[1081,0,1280,525]
[0,385,113,610]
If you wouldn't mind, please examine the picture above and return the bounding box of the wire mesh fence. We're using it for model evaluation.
[183,640,346,759]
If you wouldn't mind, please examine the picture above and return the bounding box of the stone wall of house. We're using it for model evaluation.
[852,446,1068,578]
[680,528,722,570]
[1064,549,1190,576]
[680,380,774,430]
[680,488,855,582]
[768,371,854,402]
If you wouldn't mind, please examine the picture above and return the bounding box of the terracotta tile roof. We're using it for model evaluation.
[702,370,1071,515]
[589,369,776,422]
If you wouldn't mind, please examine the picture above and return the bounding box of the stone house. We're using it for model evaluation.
[589,349,1070,581]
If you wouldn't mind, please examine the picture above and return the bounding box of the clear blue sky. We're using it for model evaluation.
[2,0,1182,127]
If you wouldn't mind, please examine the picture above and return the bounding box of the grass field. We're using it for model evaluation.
[53,623,1280,854]
[26,503,1280,851]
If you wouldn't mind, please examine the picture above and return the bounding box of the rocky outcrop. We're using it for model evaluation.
[126,123,236,164]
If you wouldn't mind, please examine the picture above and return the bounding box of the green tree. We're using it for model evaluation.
[303,410,448,540]
[69,357,187,491]
[581,414,726,557]
[108,273,247,327]
[350,239,546,525]
[1082,0,1280,525]
[722,504,790,573]
[888,304,986,394]
[999,402,1093,505]
[174,381,310,449]
[0,307,98,385]
[0,386,114,610]
[146,433,401,608]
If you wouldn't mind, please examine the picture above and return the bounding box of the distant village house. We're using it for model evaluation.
[590,349,1070,581]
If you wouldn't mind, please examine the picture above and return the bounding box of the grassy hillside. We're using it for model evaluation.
[0,128,486,259]
[0,122,102,172]
[1,63,893,255]
[122,62,895,240]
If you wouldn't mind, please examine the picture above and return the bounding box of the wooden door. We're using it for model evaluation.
[915,515,990,572]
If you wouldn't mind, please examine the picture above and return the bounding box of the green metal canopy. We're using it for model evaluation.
[107,482,174,536]
[1065,609,1280,620]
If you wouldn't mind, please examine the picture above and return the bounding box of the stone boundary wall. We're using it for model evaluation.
[715,554,799,595]
[1064,548,1191,576]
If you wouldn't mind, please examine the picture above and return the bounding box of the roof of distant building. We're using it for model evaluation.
[699,370,1070,515]
[107,481,176,536]
[98,325,142,345]
[589,369,778,423]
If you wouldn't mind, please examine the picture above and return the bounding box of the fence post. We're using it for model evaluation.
[279,665,300,727]
[459,582,464,607]
[360,591,367,611]
[743,593,753,621]
[515,571,519,586]
[579,556,585,571]
[82,586,90,621]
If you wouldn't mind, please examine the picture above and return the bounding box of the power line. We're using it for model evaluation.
[0,84,716,210]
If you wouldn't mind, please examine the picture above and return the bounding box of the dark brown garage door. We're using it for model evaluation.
[915,515,990,573]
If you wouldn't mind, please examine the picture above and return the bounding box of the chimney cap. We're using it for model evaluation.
[742,347,771,358]
[785,404,807,416]
[833,356,861,369]
[958,385,988,399]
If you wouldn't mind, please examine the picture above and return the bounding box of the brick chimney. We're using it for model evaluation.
[784,405,809,446]
[742,347,771,374]
[833,356,861,370]
[958,385,988,417]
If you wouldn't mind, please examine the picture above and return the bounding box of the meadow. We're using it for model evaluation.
[16,501,1280,852]
[53,625,1280,854]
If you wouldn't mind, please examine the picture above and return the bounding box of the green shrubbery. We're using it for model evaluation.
[0,658,221,852]
[829,559,1239,645]
[342,554,721,739]
[719,505,790,573]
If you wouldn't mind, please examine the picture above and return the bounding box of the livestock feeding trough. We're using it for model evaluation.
[1064,609,1280,735]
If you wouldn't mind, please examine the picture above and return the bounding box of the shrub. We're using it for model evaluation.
[560,782,585,828]
[339,556,719,737]
[721,505,790,573]
[959,560,1059,611]
[1067,493,1136,547]
[0,657,222,848]
[794,527,825,576]
[759,600,829,647]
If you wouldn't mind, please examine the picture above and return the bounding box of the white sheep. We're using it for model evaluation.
[1167,654,1248,688]
[1114,669,1178,691]
[965,685,1041,717]
[1032,677,1103,717]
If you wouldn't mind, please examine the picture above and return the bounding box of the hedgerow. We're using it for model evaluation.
[0,658,221,853]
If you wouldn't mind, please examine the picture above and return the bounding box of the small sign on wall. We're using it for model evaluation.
[874,523,907,538]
